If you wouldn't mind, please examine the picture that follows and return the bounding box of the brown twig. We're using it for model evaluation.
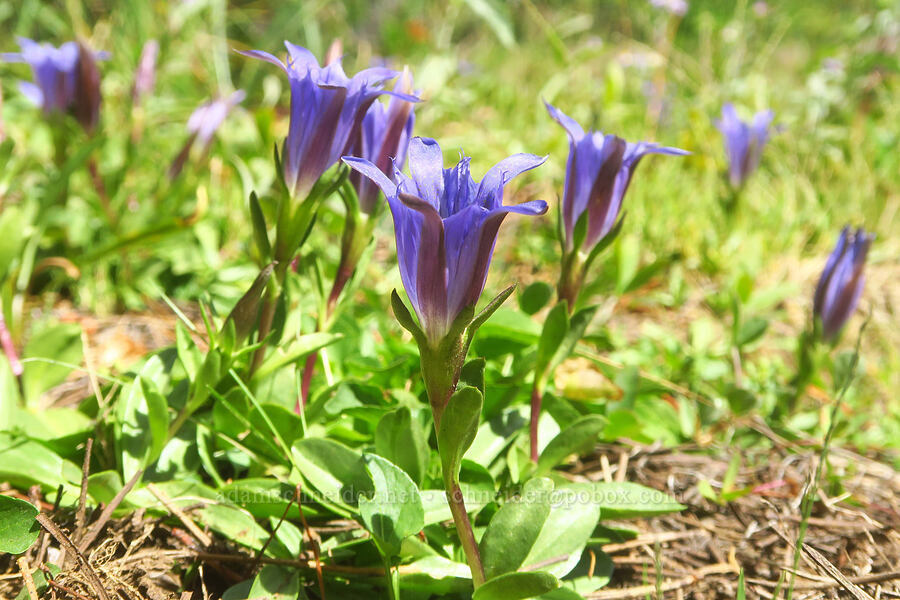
[146,482,212,547]
[77,468,143,553]
[16,557,38,600]
[34,512,111,600]
[296,482,326,598]
[75,438,93,535]
[252,483,298,570]
[586,563,737,599]
[47,577,94,600]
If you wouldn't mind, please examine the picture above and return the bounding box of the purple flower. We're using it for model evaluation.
[715,103,774,188]
[239,42,417,200]
[344,137,547,343]
[813,227,874,342]
[545,102,688,253]
[2,38,105,133]
[132,39,159,105]
[649,0,688,16]
[168,90,245,179]
[349,70,416,214]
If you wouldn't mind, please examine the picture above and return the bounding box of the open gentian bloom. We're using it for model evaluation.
[2,38,105,133]
[813,227,874,342]
[349,70,416,215]
[239,42,417,200]
[715,103,774,188]
[344,137,547,344]
[545,102,688,255]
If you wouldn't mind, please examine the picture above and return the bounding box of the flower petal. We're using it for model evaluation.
[477,153,548,209]
[407,137,445,210]
[342,156,398,198]
[545,101,585,141]
[236,49,288,72]
[399,193,449,340]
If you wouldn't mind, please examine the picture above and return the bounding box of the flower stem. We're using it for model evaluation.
[250,261,286,376]
[444,475,486,588]
[382,554,399,600]
[530,383,542,463]
[556,252,583,315]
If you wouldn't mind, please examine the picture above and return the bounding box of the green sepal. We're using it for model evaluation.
[391,289,426,347]
[437,386,483,484]
[248,191,271,261]
[583,213,626,272]
[464,284,516,352]
[222,262,275,347]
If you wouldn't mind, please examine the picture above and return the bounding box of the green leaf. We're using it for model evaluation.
[0,205,26,281]
[480,477,553,580]
[725,386,756,415]
[522,483,601,578]
[592,482,685,519]
[175,322,200,380]
[519,282,554,315]
[22,321,82,406]
[292,438,371,510]
[0,357,20,432]
[548,305,598,374]
[536,416,606,476]
[437,386,483,484]
[0,434,81,491]
[375,407,429,486]
[736,316,768,347]
[359,453,425,557]
[247,565,300,599]
[0,495,39,554]
[196,503,269,551]
[473,571,559,600]
[461,0,515,48]
[248,192,272,261]
[251,332,341,381]
[459,358,486,398]
[116,357,168,481]
[534,302,570,384]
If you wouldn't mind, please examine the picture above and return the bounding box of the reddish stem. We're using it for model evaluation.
[530,384,542,462]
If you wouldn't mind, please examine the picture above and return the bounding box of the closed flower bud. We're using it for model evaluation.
[813,226,874,342]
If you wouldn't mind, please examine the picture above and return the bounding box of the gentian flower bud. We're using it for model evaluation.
[813,226,873,342]
[168,90,245,179]
[545,102,688,255]
[240,42,417,200]
[350,69,416,215]
[132,39,159,106]
[715,103,774,188]
[2,38,106,133]
[344,137,547,345]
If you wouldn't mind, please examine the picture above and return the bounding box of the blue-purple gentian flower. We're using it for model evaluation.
[813,226,874,342]
[545,102,688,253]
[239,42,417,200]
[168,90,245,179]
[2,37,105,133]
[715,103,774,188]
[344,137,547,343]
[349,70,416,215]
[649,0,688,16]
[132,39,159,105]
